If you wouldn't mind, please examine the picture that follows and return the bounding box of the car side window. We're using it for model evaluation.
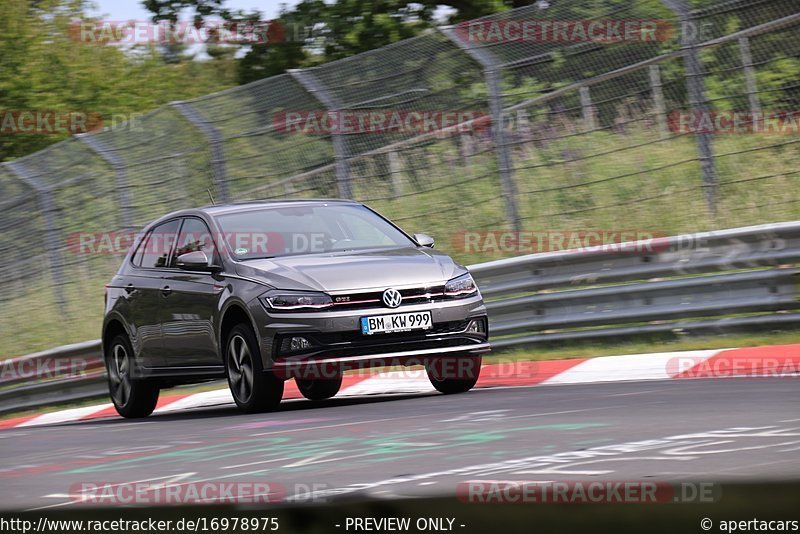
[169,217,218,268]
[131,231,149,267]
[139,219,181,269]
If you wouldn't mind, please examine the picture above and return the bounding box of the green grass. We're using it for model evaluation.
[485,330,800,362]
[1,272,109,358]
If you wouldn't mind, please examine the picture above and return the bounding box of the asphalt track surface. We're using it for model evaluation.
[1,377,799,512]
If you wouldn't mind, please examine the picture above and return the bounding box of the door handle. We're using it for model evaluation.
[124,284,136,294]
[161,285,172,297]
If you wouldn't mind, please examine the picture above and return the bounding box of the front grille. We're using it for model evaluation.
[330,285,447,310]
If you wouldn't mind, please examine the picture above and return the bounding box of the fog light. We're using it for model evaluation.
[290,336,311,351]
[466,318,486,334]
[278,335,313,356]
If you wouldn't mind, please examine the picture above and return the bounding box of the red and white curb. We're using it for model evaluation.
[2,343,798,430]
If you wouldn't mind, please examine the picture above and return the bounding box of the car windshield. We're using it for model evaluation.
[213,203,416,259]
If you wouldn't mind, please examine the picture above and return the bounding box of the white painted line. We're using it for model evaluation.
[1,346,762,430]
[220,457,294,470]
[339,371,434,396]
[18,403,113,427]
[543,350,721,385]
[154,389,235,413]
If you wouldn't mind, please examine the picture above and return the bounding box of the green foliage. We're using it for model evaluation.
[0,0,237,162]
[755,57,800,108]
[141,0,512,83]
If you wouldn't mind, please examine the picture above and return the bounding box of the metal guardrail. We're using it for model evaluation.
[0,340,106,416]
[471,221,800,348]
[1,222,799,415]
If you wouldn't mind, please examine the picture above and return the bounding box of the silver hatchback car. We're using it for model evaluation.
[102,200,490,417]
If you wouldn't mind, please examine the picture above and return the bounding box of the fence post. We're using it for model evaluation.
[4,161,67,313]
[579,86,597,132]
[387,151,404,198]
[738,36,762,114]
[649,64,669,138]
[288,69,353,199]
[76,133,134,229]
[171,101,231,203]
[662,0,718,216]
[439,26,521,232]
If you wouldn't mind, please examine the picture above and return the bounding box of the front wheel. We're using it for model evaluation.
[226,324,284,413]
[106,334,159,418]
[296,374,343,401]
[426,355,482,394]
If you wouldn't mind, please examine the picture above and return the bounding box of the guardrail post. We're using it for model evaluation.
[76,133,135,229]
[649,64,669,138]
[439,26,521,232]
[663,0,718,217]
[4,161,68,313]
[738,36,762,114]
[288,69,353,199]
[171,101,231,203]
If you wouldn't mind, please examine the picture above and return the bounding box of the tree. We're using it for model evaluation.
[142,0,511,83]
[0,0,237,162]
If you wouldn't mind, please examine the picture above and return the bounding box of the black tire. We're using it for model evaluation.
[296,374,343,401]
[426,355,482,394]
[225,324,284,413]
[106,333,159,418]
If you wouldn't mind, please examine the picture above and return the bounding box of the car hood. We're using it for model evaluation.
[234,247,463,292]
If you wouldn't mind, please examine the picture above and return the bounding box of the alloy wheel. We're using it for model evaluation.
[228,334,254,403]
[109,343,131,407]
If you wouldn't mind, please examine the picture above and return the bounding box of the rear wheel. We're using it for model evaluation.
[426,355,482,394]
[225,324,284,413]
[106,334,159,418]
[296,374,343,401]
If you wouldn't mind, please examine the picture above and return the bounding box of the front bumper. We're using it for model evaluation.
[250,294,489,371]
[272,341,490,378]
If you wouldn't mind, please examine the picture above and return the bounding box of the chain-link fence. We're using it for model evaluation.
[1,0,799,357]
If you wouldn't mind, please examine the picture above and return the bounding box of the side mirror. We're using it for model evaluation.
[413,233,435,248]
[176,251,216,271]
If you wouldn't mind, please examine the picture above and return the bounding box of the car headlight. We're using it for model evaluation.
[444,273,478,298]
[261,291,333,311]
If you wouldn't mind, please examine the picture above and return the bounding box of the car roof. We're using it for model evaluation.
[202,199,359,215]
[151,199,361,224]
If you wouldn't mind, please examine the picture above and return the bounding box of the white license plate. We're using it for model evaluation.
[360,311,433,335]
